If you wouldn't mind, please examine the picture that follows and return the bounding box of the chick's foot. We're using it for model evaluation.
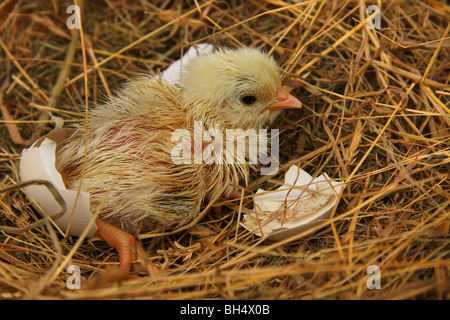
[94,218,149,275]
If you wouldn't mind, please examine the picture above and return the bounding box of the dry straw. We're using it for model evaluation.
[0,0,449,299]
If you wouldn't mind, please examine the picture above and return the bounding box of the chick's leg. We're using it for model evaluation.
[94,218,145,274]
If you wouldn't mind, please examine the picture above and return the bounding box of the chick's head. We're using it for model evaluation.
[182,47,301,129]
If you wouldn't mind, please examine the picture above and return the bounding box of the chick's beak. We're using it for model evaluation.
[265,87,302,112]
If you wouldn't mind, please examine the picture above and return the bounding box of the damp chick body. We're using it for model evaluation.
[56,47,302,273]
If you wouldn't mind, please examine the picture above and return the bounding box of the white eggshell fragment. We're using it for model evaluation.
[19,129,96,237]
[241,165,344,241]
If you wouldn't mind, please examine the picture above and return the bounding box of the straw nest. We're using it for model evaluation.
[0,0,449,299]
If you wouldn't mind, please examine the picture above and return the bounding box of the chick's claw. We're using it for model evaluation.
[94,218,149,275]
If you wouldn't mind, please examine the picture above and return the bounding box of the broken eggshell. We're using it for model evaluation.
[241,165,344,241]
[19,44,213,238]
[19,129,96,237]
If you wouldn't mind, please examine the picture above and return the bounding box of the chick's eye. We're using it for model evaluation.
[240,95,257,106]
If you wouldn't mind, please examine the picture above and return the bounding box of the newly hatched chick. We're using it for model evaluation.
[55,47,302,273]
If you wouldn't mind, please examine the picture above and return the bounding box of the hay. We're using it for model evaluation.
[0,0,449,299]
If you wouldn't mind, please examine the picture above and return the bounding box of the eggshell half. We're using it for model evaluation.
[19,129,96,237]
[241,165,344,241]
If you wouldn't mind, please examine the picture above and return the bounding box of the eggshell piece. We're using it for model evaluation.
[241,165,344,241]
[19,129,97,237]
